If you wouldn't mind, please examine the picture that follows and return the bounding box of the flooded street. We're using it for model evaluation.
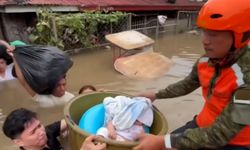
[0,32,205,150]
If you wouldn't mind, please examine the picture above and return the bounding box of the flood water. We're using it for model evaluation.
[0,32,204,150]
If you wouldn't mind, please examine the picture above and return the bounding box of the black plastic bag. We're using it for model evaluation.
[13,45,73,94]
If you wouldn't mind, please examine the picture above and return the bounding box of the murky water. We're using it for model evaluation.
[0,32,204,150]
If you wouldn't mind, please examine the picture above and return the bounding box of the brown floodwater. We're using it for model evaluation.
[0,32,204,150]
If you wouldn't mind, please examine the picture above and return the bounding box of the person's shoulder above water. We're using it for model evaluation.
[0,42,15,82]
[0,63,15,81]
[33,91,75,108]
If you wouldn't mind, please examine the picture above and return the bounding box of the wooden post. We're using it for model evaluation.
[127,14,132,30]
[51,17,58,41]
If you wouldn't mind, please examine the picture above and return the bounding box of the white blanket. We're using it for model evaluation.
[103,96,153,130]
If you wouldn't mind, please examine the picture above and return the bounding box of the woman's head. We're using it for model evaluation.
[78,85,97,94]
[0,44,13,64]
[0,44,13,73]
[0,58,7,73]
[197,0,250,50]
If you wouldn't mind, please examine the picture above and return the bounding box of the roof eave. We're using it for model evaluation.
[80,5,202,12]
[0,5,79,13]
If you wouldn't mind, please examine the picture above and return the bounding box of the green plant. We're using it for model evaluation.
[30,9,127,50]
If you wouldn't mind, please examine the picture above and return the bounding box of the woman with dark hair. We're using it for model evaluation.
[0,40,15,81]
[78,85,97,94]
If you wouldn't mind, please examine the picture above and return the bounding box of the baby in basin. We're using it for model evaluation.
[96,96,153,142]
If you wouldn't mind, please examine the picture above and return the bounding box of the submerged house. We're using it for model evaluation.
[0,0,205,43]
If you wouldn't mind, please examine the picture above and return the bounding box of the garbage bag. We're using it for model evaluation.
[13,45,73,94]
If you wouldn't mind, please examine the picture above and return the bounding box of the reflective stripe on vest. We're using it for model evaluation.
[196,57,250,146]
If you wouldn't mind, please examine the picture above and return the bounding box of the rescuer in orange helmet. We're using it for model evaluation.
[134,0,250,149]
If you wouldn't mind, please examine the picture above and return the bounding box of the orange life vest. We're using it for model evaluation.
[196,57,250,146]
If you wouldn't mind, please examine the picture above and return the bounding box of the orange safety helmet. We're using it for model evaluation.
[197,0,250,49]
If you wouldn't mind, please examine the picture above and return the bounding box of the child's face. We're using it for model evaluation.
[201,29,234,59]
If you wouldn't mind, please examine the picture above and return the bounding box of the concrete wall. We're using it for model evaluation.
[1,13,29,42]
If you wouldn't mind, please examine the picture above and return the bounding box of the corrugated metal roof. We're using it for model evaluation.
[0,0,81,6]
[0,0,205,11]
[82,0,203,6]
[84,0,204,11]
[26,0,82,6]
